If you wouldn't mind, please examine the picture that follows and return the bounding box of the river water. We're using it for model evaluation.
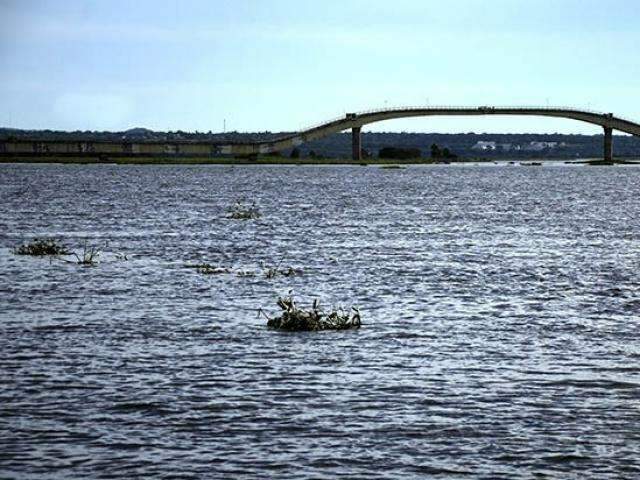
[1,163,639,479]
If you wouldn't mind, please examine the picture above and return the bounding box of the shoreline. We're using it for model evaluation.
[1,156,639,166]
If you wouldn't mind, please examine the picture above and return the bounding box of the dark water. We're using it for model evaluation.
[1,163,639,479]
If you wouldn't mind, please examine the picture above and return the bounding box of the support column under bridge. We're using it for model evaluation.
[603,126,613,162]
[352,127,362,161]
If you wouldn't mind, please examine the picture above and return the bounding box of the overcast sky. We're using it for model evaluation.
[1,0,639,133]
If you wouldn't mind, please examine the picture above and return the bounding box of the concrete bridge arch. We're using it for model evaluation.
[223,107,640,161]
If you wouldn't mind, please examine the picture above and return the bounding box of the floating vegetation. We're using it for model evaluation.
[187,259,303,279]
[264,259,303,279]
[236,269,257,277]
[186,263,248,275]
[261,295,361,332]
[13,238,70,256]
[14,238,108,266]
[227,200,261,220]
[265,266,303,279]
[195,264,231,275]
[184,263,215,269]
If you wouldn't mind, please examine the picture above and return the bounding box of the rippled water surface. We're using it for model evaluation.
[1,163,639,479]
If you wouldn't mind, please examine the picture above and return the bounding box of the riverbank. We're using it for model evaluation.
[1,155,639,165]
[0,155,424,165]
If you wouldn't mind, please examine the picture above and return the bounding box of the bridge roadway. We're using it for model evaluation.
[219,106,640,161]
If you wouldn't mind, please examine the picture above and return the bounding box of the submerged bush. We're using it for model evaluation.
[13,238,70,256]
[227,200,261,220]
[262,296,361,331]
[69,242,100,266]
[14,238,102,266]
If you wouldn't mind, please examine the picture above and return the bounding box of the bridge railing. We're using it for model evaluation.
[294,115,356,134]
[288,106,640,139]
[293,105,616,134]
[355,105,609,116]
[367,106,640,128]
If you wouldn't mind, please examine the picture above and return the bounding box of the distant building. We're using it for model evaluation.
[497,143,520,151]
[472,140,566,153]
[523,141,558,151]
[471,141,497,151]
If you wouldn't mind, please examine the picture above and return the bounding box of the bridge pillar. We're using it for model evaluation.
[352,127,362,161]
[603,126,613,162]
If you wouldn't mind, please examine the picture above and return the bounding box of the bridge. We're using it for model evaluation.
[220,106,640,161]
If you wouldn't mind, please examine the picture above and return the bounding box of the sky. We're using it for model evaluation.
[1,0,639,134]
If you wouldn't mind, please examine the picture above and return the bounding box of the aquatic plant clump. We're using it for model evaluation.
[187,261,301,278]
[227,200,261,220]
[263,296,361,332]
[70,242,100,266]
[185,263,236,274]
[13,238,70,256]
[196,264,231,275]
[265,266,303,279]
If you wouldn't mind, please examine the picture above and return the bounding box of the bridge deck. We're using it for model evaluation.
[221,106,640,156]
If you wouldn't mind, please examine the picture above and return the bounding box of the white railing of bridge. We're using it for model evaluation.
[357,105,609,115]
[293,105,617,134]
[282,106,640,143]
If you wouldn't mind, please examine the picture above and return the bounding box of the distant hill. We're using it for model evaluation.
[123,127,154,135]
[1,128,639,159]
